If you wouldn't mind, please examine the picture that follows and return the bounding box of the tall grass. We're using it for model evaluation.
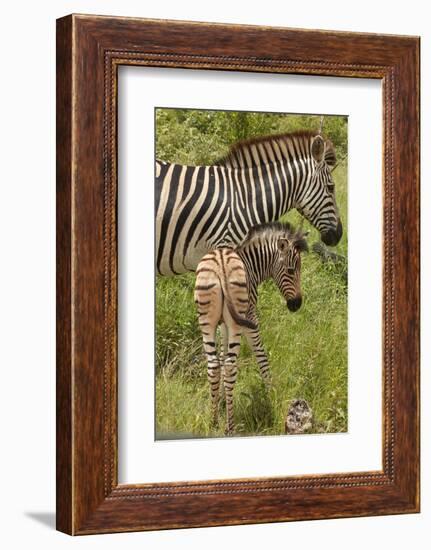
[155,110,348,439]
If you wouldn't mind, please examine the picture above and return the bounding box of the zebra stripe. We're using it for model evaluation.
[194,222,307,435]
[156,131,341,276]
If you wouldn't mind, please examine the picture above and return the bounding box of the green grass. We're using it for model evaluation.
[155,161,348,439]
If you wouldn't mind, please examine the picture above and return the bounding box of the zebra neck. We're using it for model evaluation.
[236,159,312,225]
[237,241,277,291]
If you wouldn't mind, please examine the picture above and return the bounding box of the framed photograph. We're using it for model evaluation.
[56,14,420,535]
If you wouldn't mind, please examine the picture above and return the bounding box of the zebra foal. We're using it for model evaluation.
[194,222,308,435]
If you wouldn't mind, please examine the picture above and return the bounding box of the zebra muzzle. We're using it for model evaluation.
[321,219,343,246]
[287,295,302,312]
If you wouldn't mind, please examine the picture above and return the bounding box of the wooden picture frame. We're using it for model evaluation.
[56,14,420,535]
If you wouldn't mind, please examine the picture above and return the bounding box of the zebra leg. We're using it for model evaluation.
[219,323,229,401]
[202,327,221,427]
[195,260,223,429]
[245,327,272,388]
[223,330,241,435]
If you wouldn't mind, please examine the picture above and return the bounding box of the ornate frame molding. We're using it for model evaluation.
[57,15,419,534]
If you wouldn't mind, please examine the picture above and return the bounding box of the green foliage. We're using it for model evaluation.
[155,109,348,438]
[156,108,348,165]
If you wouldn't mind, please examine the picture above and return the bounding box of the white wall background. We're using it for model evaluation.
[0,1,427,548]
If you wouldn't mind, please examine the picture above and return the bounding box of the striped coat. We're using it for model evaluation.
[194,222,308,434]
[156,131,341,275]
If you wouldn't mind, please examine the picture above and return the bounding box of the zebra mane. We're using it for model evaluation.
[240,221,309,252]
[214,131,336,169]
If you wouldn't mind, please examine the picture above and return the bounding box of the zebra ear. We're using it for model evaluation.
[293,232,309,252]
[277,238,289,253]
[311,135,325,162]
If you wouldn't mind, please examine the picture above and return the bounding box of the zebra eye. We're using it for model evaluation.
[327,183,335,192]
[287,267,295,275]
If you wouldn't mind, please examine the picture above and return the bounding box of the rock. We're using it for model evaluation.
[285,399,313,434]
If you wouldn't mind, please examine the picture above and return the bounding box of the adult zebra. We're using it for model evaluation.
[156,131,342,276]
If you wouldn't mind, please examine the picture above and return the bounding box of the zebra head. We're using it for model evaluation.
[273,230,308,312]
[296,135,343,247]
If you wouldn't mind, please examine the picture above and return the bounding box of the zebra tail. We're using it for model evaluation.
[225,297,257,331]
